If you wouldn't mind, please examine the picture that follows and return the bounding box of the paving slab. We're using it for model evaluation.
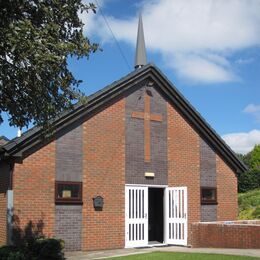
[66,246,260,259]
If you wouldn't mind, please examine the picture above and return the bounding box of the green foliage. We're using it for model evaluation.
[238,189,260,220]
[0,0,99,129]
[0,246,26,260]
[250,144,260,170]
[32,238,64,260]
[237,145,260,192]
[0,239,64,260]
[1,216,65,260]
[238,169,260,193]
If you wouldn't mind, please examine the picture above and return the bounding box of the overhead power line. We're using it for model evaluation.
[94,0,131,71]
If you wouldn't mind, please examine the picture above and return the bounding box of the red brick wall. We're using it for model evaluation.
[216,155,238,220]
[82,99,125,251]
[191,221,260,248]
[13,142,55,237]
[167,103,201,244]
[0,163,10,246]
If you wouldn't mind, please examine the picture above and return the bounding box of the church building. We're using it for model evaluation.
[0,16,246,251]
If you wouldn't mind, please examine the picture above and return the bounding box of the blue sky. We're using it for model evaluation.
[1,0,260,154]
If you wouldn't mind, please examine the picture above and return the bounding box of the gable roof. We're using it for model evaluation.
[0,63,246,173]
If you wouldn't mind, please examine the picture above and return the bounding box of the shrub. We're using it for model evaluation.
[238,169,260,193]
[33,238,64,260]
[0,238,64,260]
[0,246,26,260]
[238,189,260,220]
[252,206,260,219]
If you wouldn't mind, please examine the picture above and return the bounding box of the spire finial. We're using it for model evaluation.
[135,14,147,69]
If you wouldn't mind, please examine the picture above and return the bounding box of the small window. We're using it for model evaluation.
[55,181,82,204]
[201,187,217,205]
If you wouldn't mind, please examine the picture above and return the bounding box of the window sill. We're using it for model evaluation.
[201,201,218,205]
[55,201,83,205]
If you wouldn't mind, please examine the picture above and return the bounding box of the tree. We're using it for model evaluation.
[237,145,260,192]
[249,144,260,170]
[0,0,98,129]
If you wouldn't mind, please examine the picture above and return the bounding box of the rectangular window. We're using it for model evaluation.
[201,187,217,205]
[55,181,82,204]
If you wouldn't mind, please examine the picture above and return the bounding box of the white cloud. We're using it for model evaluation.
[235,58,254,65]
[81,0,260,84]
[222,129,260,154]
[243,104,260,122]
[168,53,237,83]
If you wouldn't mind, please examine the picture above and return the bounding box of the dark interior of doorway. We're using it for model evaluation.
[148,188,164,244]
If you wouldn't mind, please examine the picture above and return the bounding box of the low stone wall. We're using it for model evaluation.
[191,220,260,249]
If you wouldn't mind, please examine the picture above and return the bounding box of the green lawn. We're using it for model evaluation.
[109,252,259,260]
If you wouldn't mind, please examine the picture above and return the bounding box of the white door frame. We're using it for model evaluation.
[164,187,188,246]
[125,186,148,248]
[125,184,188,247]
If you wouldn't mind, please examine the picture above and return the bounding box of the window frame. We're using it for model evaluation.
[200,187,217,205]
[55,181,83,205]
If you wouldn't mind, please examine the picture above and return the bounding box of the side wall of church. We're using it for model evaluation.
[167,103,201,245]
[13,142,56,238]
[82,98,125,251]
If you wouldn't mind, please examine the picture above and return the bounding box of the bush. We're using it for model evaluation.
[33,238,64,260]
[0,238,64,260]
[238,169,260,193]
[252,206,260,219]
[0,246,26,260]
[238,189,260,220]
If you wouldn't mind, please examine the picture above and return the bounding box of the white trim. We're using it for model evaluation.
[7,190,13,245]
[125,184,168,188]
[164,187,188,246]
[125,186,148,248]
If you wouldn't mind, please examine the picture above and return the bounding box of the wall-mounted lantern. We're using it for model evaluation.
[93,196,104,211]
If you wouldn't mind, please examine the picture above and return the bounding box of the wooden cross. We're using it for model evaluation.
[131,92,163,162]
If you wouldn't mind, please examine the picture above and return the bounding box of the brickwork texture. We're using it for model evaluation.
[191,221,260,248]
[167,103,201,244]
[13,141,56,238]
[82,99,125,251]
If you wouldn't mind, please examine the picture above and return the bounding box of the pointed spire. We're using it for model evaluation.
[135,14,147,69]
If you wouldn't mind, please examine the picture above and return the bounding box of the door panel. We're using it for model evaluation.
[164,187,187,245]
[125,186,148,248]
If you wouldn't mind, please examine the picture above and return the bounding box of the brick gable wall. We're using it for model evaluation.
[13,141,55,238]
[82,99,125,250]
[167,103,201,244]
[4,80,239,250]
[217,155,238,220]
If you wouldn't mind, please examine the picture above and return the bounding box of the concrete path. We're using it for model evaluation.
[66,246,260,259]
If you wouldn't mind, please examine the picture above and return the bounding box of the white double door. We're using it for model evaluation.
[125,186,187,248]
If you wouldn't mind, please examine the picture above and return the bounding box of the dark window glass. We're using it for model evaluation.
[55,181,82,204]
[201,187,217,205]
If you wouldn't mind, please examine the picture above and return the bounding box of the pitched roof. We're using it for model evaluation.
[0,63,246,173]
[0,136,9,146]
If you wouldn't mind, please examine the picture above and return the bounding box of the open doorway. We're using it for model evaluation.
[148,188,164,244]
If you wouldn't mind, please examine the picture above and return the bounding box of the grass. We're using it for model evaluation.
[109,252,258,259]
[238,189,260,219]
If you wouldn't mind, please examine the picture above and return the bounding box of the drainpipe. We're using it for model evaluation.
[7,163,14,245]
